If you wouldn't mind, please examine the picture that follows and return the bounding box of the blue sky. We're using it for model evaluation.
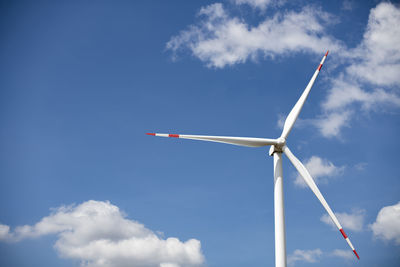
[0,0,399,266]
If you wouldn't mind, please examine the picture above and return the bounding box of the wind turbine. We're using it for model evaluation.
[146,51,359,267]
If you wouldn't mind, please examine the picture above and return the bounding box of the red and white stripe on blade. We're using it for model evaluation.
[280,51,329,140]
[283,146,360,260]
[146,133,278,147]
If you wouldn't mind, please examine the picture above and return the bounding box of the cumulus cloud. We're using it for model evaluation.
[322,78,400,111]
[312,111,352,138]
[314,2,400,137]
[348,3,400,87]
[315,79,400,138]
[0,200,204,267]
[370,201,400,245]
[287,249,322,266]
[167,3,342,68]
[279,2,400,138]
[294,156,344,187]
[167,2,400,138]
[320,209,365,232]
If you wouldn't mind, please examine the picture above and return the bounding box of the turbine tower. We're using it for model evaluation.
[147,51,359,267]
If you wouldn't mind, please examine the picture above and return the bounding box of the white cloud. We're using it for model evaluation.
[354,162,367,171]
[0,224,11,240]
[160,264,180,267]
[314,3,400,138]
[294,156,344,187]
[312,111,352,138]
[347,2,400,87]
[287,249,322,266]
[288,248,357,265]
[322,78,400,111]
[341,0,354,11]
[370,201,400,245]
[232,0,277,11]
[320,209,365,232]
[167,3,342,68]
[276,113,285,129]
[330,249,353,260]
[167,2,400,138]
[0,200,204,267]
[314,76,400,138]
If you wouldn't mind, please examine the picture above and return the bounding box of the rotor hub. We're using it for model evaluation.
[269,137,286,156]
[276,137,286,147]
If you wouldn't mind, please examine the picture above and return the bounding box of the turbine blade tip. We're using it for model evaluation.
[325,50,329,57]
[146,133,156,136]
[353,249,360,260]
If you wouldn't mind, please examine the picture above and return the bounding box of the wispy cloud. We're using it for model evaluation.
[320,209,365,232]
[341,0,354,11]
[287,249,322,266]
[370,201,400,245]
[354,162,367,171]
[294,156,344,187]
[232,0,282,11]
[288,248,356,265]
[0,224,11,240]
[330,249,353,260]
[0,200,204,267]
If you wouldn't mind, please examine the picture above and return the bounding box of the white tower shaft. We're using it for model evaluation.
[273,152,287,267]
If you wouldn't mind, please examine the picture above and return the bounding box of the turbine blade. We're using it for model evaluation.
[283,146,359,260]
[146,133,278,147]
[280,51,329,139]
